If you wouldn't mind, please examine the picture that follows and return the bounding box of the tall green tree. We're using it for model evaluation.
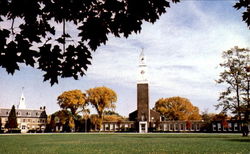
[8,105,18,129]
[87,86,117,129]
[242,52,250,121]
[216,46,250,120]
[0,0,180,85]
[154,96,201,121]
[57,89,88,130]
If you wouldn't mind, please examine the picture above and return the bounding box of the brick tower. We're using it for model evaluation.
[137,50,149,133]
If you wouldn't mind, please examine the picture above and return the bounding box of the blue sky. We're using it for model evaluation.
[0,1,249,116]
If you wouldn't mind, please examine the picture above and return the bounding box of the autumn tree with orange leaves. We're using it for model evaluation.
[87,86,117,129]
[154,96,201,121]
[57,89,88,130]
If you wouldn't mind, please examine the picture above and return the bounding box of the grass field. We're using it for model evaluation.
[0,133,249,154]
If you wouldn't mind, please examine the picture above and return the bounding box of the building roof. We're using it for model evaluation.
[0,108,47,118]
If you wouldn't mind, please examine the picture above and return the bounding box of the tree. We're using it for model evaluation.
[242,53,250,121]
[154,96,201,121]
[57,89,87,130]
[90,114,102,130]
[103,111,125,122]
[7,105,18,129]
[234,0,250,29]
[46,114,56,132]
[0,0,180,85]
[87,86,117,129]
[216,46,250,120]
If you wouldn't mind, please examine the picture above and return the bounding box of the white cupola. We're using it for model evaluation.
[17,88,26,109]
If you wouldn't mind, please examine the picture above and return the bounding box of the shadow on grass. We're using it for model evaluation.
[120,134,235,139]
[225,138,250,143]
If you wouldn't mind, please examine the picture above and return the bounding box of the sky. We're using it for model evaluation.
[0,1,249,116]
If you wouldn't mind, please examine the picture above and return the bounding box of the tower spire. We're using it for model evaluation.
[18,87,26,109]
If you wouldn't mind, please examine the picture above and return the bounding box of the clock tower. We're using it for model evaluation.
[137,50,149,133]
[138,51,148,83]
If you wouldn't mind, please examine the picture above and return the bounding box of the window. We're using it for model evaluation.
[6,111,9,115]
[22,125,26,129]
[196,124,200,130]
[23,119,26,122]
[105,124,109,131]
[228,123,232,131]
[163,124,167,131]
[192,124,195,131]
[115,124,119,131]
[234,123,238,131]
[170,124,173,130]
[213,124,216,131]
[180,124,184,131]
[218,123,221,131]
[26,112,31,116]
[110,124,114,130]
[175,124,179,130]
[141,124,145,130]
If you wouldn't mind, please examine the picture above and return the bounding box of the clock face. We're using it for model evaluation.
[140,70,145,74]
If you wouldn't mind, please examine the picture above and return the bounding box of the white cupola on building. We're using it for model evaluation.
[17,90,26,109]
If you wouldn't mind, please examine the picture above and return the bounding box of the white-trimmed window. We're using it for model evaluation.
[234,123,238,131]
[196,124,200,131]
[115,124,119,131]
[191,124,195,131]
[110,124,114,130]
[212,123,216,131]
[218,123,221,131]
[180,124,184,131]
[170,124,173,130]
[163,124,167,131]
[228,123,232,131]
[105,124,109,131]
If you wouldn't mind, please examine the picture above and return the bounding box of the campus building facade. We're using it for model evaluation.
[0,93,47,133]
[99,51,204,133]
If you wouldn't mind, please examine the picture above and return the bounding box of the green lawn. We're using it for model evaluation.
[0,133,249,154]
